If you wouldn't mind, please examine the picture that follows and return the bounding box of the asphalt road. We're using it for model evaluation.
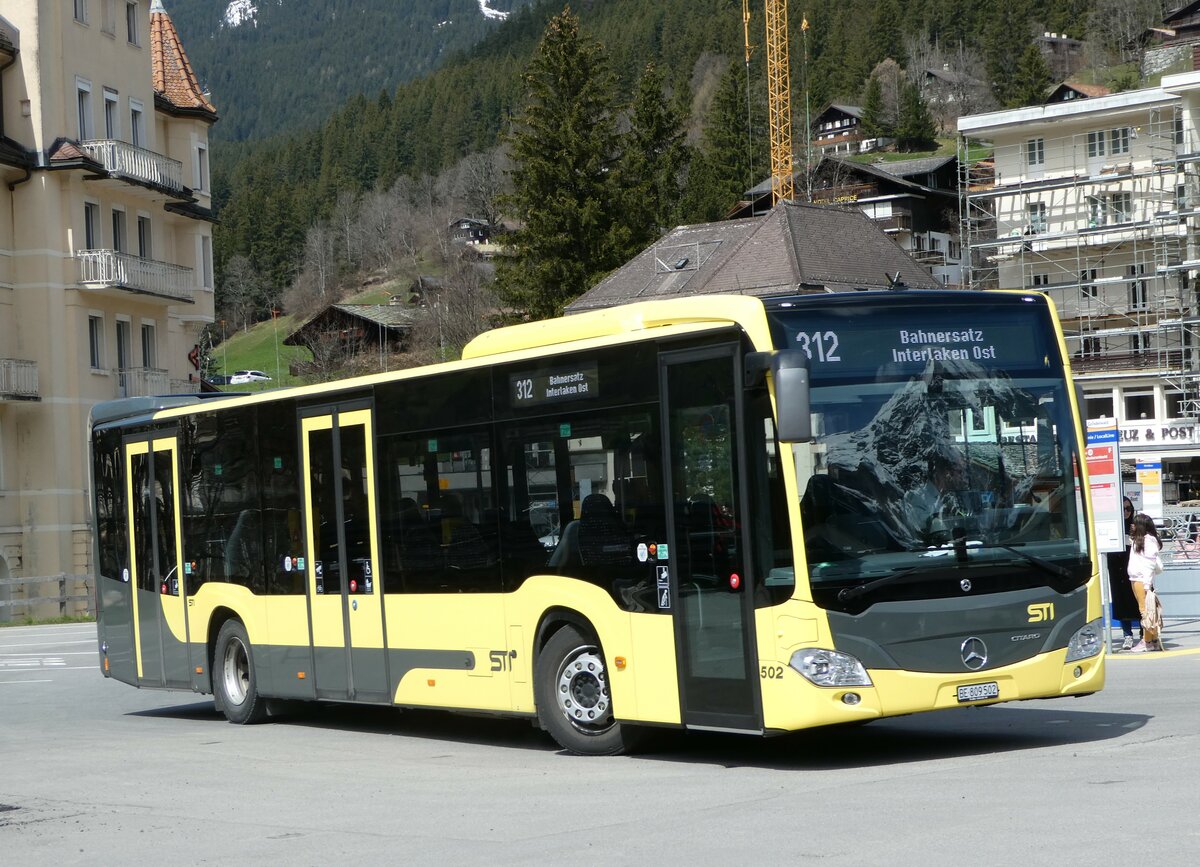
[2,622,1198,866]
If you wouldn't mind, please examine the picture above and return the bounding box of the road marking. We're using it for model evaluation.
[0,640,95,649]
[0,651,99,657]
[0,679,53,685]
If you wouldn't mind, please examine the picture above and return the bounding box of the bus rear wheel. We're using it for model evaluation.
[214,620,268,724]
[535,624,641,755]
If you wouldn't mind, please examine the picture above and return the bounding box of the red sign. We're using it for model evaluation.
[187,344,201,370]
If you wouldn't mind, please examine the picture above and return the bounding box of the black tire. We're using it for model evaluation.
[213,620,268,724]
[535,624,643,755]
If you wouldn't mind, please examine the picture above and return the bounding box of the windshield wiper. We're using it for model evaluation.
[837,564,929,604]
[974,542,1075,581]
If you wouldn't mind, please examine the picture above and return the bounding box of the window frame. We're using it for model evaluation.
[126,1,140,46]
[1025,137,1045,167]
[76,77,94,141]
[88,313,106,370]
[103,88,120,140]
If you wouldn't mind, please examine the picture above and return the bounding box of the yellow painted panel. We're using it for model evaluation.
[124,441,148,679]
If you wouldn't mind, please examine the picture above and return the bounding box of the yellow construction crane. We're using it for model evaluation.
[765,0,795,203]
[744,1,795,204]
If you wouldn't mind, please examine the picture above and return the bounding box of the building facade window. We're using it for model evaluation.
[1125,391,1154,419]
[88,315,105,369]
[111,209,127,253]
[1026,202,1047,233]
[141,322,157,369]
[1032,273,1050,287]
[1085,392,1114,419]
[126,1,139,46]
[103,89,119,139]
[1087,130,1105,158]
[194,144,209,192]
[74,0,89,25]
[137,215,151,258]
[129,100,144,147]
[84,202,100,250]
[77,78,93,141]
[1128,264,1148,309]
[1081,337,1101,357]
[1025,138,1045,167]
[1109,127,1131,155]
[200,235,213,288]
[1080,268,1098,297]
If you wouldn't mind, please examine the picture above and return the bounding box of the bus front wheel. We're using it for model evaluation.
[213,620,268,724]
[535,624,641,755]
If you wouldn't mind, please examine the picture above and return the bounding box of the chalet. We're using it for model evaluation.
[449,217,491,245]
[1046,81,1112,103]
[728,156,965,287]
[283,303,415,358]
[811,104,867,155]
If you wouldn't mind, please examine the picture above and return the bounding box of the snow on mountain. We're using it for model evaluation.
[477,1,508,21]
[224,0,258,29]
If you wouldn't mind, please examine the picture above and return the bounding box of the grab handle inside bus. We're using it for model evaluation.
[746,350,812,442]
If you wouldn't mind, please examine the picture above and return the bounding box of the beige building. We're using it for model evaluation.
[958,72,1200,512]
[0,0,215,618]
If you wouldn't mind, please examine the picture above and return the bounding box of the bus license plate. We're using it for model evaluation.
[957,681,999,703]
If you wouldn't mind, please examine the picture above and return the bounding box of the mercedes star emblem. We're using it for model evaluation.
[960,578,973,592]
[961,637,988,670]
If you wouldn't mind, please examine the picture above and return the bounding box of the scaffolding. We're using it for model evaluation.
[959,103,1200,417]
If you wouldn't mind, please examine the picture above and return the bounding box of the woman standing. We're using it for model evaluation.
[1106,497,1141,650]
[1128,512,1162,652]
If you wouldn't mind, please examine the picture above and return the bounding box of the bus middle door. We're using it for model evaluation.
[301,405,389,702]
[124,435,190,688]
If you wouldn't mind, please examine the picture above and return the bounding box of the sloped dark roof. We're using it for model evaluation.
[873,154,957,179]
[566,202,938,314]
[1046,81,1111,103]
[0,136,33,170]
[283,303,416,346]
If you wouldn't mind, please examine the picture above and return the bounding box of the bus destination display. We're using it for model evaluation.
[778,310,1049,380]
[510,363,599,407]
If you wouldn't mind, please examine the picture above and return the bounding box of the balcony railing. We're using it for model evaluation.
[78,139,185,195]
[0,358,39,401]
[78,250,194,303]
[117,366,169,398]
[170,378,200,395]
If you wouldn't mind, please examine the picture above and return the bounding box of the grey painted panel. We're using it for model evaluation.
[160,604,190,689]
[313,646,350,698]
[260,644,316,700]
[350,645,389,702]
[827,586,1089,672]
[98,576,136,684]
[387,648,476,699]
[136,588,163,684]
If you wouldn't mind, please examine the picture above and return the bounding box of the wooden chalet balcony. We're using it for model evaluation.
[0,358,39,401]
[117,366,169,398]
[79,140,186,197]
[78,250,194,303]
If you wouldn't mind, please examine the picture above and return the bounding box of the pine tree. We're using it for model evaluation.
[1008,42,1054,108]
[983,2,1033,107]
[896,80,938,151]
[870,0,904,65]
[861,74,888,138]
[617,62,689,252]
[679,60,764,223]
[493,9,626,320]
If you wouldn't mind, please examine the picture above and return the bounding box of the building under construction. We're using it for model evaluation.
[958,71,1200,517]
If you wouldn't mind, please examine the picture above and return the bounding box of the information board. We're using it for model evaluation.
[509,362,599,408]
[1086,419,1124,554]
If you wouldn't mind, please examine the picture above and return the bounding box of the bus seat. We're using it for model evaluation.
[578,493,632,565]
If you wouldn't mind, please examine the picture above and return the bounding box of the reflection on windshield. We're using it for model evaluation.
[799,356,1085,584]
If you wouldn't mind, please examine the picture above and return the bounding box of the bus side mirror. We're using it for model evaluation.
[747,350,812,443]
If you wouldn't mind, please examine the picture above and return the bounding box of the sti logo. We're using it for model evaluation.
[1027,602,1056,623]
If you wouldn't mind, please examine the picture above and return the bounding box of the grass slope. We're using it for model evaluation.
[212,315,309,390]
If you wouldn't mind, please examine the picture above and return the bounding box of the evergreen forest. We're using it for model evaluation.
[200,0,1171,343]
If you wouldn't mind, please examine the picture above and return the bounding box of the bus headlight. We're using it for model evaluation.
[1065,617,1104,662]
[789,648,873,687]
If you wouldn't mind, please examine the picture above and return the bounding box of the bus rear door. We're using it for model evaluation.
[300,404,389,702]
[659,346,762,733]
[124,435,190,688]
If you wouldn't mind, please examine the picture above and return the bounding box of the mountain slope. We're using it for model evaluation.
[167,0,531,141]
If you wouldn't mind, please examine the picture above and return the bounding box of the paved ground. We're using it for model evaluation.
[1,622,1198,865]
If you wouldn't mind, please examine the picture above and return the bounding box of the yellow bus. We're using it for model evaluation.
[89,291,1105,754]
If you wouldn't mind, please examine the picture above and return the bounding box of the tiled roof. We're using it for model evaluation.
[330,304,417,328]
[873,154,957,179]
[150,1,216,118]
[566,202,938,313]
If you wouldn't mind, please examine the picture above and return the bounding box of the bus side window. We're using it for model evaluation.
[377,428,501,593]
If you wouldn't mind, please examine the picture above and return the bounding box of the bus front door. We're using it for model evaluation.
[124,436,190,688]
[301,406,389,703]
[660,346,762,733]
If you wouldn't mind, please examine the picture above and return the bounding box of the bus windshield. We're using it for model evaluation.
[769,295,1091,607]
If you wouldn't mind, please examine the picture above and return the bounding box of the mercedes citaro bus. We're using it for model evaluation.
[90,291,1104,754]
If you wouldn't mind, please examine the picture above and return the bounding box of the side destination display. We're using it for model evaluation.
[510,362,599,408]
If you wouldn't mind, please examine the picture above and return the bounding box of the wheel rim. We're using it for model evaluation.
[221,636,251,707]
[554,644,613,735]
